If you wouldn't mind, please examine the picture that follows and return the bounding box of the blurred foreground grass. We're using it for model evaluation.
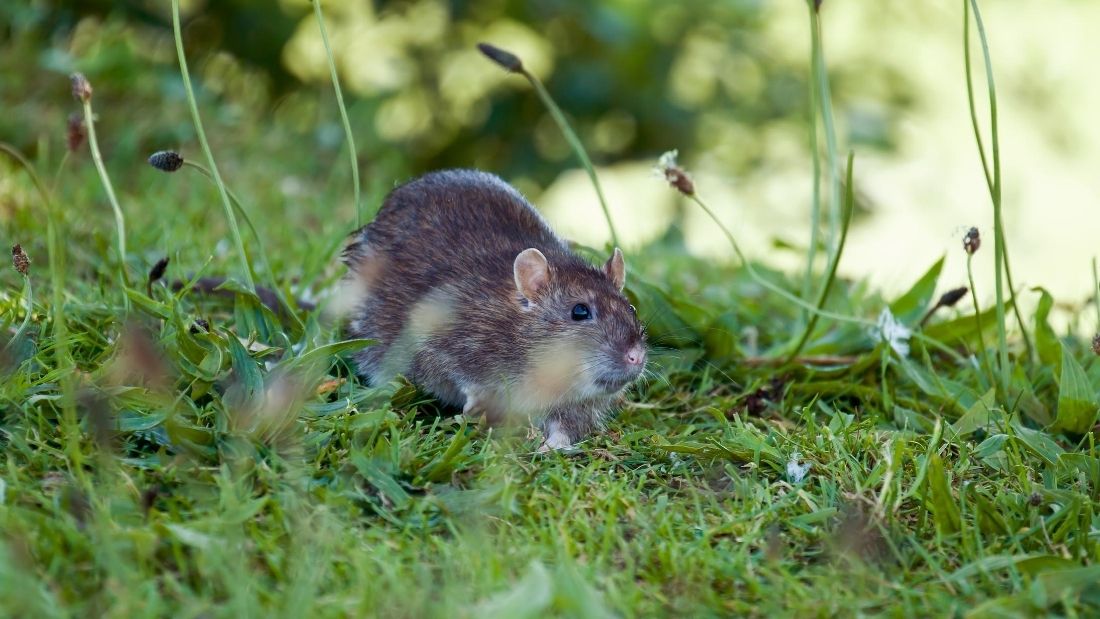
[3,1,1100,617]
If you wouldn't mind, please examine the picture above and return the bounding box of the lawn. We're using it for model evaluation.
[2,1,1100,617]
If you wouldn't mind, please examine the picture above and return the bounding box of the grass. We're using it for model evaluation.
[2,1,1100,616]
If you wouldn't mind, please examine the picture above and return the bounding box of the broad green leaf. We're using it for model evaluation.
[896,358,974,416]
[125,289,171,319]
[1012,375,1051,427]
[950,388,997,438]
[1054,343,1099,434]
[117,409,171,432]
[890,256,944,323]
[226,335,263,405]
[1012,422,1064,466]
[971,490,1010,535]
[281,338,374,372]
[974,433,1009,459]
[1032,287,1060,367]
[926,453,960,535]
[1058,453,1100,489]
[351,453,411,510]
[924,298,1015,344]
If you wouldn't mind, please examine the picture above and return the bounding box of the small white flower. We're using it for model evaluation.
[655,149,679,172]
[786,452,811,483]
[871,308,912,357]
[653,149,694,195]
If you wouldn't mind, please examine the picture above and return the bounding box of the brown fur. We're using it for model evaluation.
[343,169,646,446]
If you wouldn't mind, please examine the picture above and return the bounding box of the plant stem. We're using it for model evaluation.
[786,151,855,362]
[687,192,870,329]
[182,160,306,330]
[1092,258,1100,329]
[311,0,361,228]
[964,0,1030,381]
[809,4,842,277]
[521,69,619,248]
[171,0,255,292]
[0,143,84,484]
[80,99,130,303]
[50,150,71,196]
[7,276,34,350]
[802,4,823,307]
[965,252,995,388]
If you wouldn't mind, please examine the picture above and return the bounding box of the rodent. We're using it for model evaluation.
[342,169,647,450]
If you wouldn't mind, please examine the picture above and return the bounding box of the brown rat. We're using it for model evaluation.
[342,169,647,449]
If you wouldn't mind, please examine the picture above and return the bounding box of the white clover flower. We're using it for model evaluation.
[786,452,811,483]
[871,308,912,357]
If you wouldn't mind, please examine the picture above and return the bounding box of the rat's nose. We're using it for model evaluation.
[623,345,646,367]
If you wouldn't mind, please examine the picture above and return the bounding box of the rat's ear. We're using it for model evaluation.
[603,247,626,291]
[514,248,550,300]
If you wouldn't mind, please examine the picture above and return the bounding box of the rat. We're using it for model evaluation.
[341,169,647,450]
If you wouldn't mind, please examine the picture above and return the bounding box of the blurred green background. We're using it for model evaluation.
[2,0,1098,309]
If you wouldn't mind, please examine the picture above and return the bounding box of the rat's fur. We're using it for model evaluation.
[343,169,646,448]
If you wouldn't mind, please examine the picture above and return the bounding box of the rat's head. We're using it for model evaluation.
[513,247,647,400]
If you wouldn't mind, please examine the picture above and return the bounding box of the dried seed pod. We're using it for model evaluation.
[655,150,695,196]
[70,72,93,103]
[963,227,981,255]
[937,286,968,308]
[477,43,524,73]
[11,244,29,276]
[148,150,184,172]
[148,257,169,284]
[67,113,86,152]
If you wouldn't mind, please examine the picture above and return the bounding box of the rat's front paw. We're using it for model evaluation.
[537,420,573,452]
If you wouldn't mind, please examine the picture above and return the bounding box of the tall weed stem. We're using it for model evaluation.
[807,3,842,289]
[786,151,855,361]
[802,5,823,306]
[311,0,362,228]
[182,160,305,330]
[7,266,33,350]
[171,0,255,292]
[526,75,619,247]
[77,94,130,302]
[963,0,1031,379]
[477,43,620,247]
[965,253,995,388]
[0,143,85,484]
[687,192,866,329]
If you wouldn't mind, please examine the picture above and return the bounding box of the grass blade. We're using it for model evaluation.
[170,0,255,292]
[311,0,362,228]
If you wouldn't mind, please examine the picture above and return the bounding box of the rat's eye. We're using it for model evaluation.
[629,304,637,315]
[571,303,591,321]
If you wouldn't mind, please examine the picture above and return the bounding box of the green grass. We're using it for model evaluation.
[2,2,1100,617]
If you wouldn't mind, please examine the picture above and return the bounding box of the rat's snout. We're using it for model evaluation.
[623,344,646,368]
